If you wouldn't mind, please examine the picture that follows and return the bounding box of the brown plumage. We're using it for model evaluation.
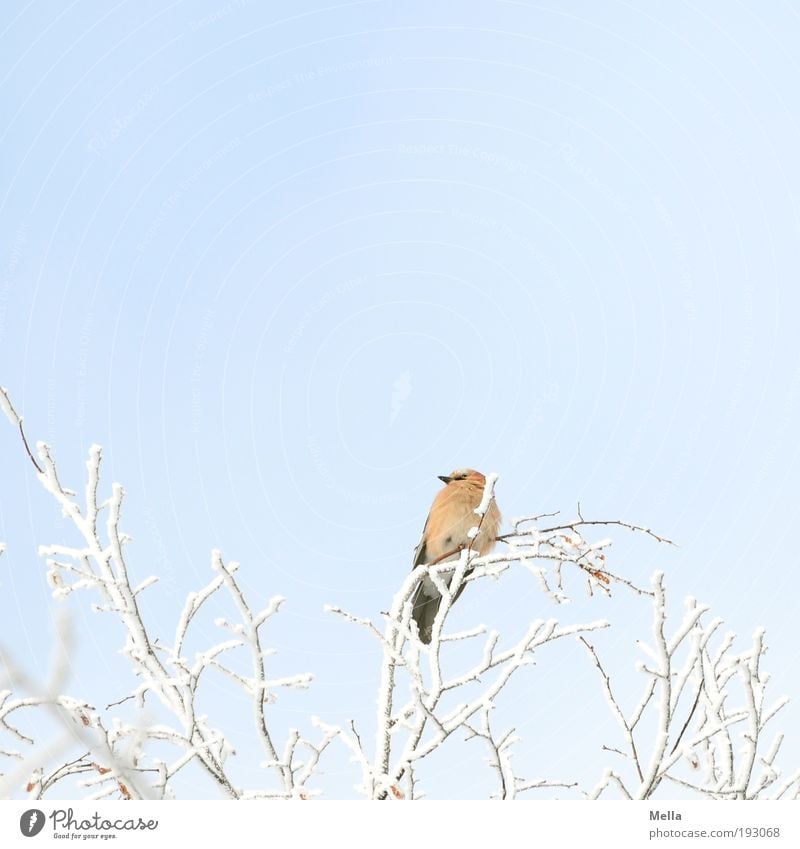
[410,469,501,644]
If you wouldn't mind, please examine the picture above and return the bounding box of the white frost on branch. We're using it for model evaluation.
[327,474,615,799]
[474,472,499,518]
[0,386,21,427]
[583,572,800,800]
[2,391,797,801]
[0,405,332,800]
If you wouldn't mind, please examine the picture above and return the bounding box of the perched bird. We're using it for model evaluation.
[410,469,501,644]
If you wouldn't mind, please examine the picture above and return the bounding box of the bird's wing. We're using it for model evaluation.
[412,516,429,568]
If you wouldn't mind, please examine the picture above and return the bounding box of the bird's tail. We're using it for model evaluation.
[410,579,441,645]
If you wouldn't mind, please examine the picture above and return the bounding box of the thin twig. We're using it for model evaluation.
[669,682,703,757]
[18,421,44,474]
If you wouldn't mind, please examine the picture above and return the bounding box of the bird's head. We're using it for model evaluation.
[438,468,485,485]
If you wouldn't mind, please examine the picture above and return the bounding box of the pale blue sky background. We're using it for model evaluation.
[2,0,800,799]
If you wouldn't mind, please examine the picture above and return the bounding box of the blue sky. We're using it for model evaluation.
[2,1,800,799]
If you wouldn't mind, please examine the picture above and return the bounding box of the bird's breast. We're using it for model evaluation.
[424,487,500,562]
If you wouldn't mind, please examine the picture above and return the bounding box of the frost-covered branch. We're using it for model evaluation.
[0,388,333,799]
[584,572,800,799]
[0,615,147,800]
[0,385,42,473]
[463,704,577,799]
[329,473,617,799]
[4,387,796,801]
[493,505,669,600]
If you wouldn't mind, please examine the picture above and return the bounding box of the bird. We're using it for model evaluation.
[410,469,501,644]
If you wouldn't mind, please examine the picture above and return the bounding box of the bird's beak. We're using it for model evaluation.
[438,475,451,484]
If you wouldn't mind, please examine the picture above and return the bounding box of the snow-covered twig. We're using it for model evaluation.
[4,389,796,801]
[0,389,331,799]
[493,504,668,598]
[0,615,147,800]
[332,474,616,799]
[584,573,799,799]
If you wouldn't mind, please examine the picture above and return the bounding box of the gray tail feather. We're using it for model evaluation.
[411,583,442,645]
